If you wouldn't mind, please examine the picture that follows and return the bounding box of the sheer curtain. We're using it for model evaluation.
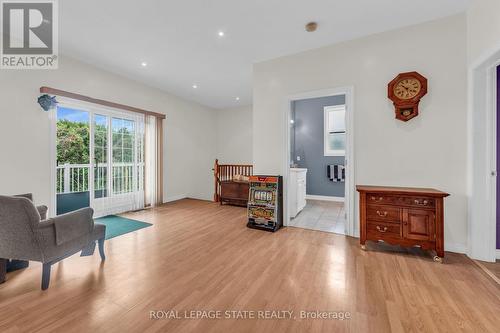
[144,115,163,207]
[144,115,157,207]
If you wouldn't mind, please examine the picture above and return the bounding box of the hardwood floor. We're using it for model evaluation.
[0,199,499,332]
[475,260,500,285]
[482,260,500,279]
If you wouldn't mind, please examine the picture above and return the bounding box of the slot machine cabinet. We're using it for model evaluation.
[247,175,283,232]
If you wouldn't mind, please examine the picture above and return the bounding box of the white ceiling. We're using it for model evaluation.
[60,0,469,109]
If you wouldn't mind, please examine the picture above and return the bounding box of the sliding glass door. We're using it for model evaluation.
[56,103,144,217]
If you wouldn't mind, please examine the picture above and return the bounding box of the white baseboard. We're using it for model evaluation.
[164,194,187,203]
[496,249,500,260]
[187,194,214,202]
[445,243,468,254]
[306,195,344,202]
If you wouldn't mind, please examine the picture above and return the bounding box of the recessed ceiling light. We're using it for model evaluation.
[141,61,147,67]
[192,84,198,89]
[235,97,240,101]
[218,31,225,37]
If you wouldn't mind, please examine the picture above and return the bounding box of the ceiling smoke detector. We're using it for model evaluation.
[305,22,318,32]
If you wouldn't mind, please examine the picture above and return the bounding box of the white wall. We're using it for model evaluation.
[0,56,217,213]
[215,106,253,164]
[253,14,468,252]
[467,0,500,65]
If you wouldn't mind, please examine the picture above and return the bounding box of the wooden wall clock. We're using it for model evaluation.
[388,71,428,122]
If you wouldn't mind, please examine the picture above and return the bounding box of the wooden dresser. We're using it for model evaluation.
[220,181,250,207]
[356,185,449,262]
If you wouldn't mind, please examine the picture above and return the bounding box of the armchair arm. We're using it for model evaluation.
[40,208,94,246]
[36,205,48,220]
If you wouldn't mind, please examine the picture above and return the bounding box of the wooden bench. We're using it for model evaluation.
[213,159,253,206]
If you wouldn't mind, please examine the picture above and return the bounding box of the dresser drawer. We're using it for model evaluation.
[367,221,402,239]
[366,205,401,223]
[366,193,396,205]
[366,193,435,208]
[402,196,435,208]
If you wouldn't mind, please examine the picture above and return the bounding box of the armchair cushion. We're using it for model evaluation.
[47,208,94,246]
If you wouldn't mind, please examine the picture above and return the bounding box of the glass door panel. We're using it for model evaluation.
[112,117,136,195]
[94,114,109,199]
[56,107,90,215]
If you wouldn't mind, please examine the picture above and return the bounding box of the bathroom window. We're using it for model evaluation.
[324,105,346,156]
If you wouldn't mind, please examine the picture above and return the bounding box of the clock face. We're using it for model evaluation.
[393,78,421,100]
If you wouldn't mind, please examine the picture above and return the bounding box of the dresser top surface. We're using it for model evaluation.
[356,185,449,197]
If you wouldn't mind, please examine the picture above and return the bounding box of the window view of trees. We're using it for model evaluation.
[56,118,135,165]
[57,119,90,165]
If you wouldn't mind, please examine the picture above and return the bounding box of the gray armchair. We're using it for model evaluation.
[0,195,106,290]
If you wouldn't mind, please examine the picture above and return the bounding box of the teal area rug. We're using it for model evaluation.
[95,215,152,240]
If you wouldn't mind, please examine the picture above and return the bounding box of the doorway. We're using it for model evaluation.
[469,49,500,261]
[284,87,355,236]
[497,64,500,259]
[53,100,145,217]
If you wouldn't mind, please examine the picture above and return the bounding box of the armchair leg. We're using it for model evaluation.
[98,237,106,261]
[41,263,51,290]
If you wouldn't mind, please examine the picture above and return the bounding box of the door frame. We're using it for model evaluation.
[283,86,356,236]
[49,97,144,217]
[468,48,500,262]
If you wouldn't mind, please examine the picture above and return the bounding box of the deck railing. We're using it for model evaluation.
[56,163,141,194]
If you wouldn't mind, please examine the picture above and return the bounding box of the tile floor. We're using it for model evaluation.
[289,199,345,234]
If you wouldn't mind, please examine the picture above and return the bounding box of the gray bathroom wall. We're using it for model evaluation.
[291,95,345,197]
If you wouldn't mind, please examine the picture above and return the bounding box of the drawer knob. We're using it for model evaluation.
[376,226,388,233]
[414,199,429,205]
[371,196,383,201]
[376,210,388,217]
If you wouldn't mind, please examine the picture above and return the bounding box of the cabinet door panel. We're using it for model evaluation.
[297,180,306,209]
[403,209,435,241]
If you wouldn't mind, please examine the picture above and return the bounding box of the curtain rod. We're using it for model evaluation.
[40,86,166,119]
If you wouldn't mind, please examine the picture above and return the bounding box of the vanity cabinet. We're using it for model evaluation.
[289,168,307,218]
